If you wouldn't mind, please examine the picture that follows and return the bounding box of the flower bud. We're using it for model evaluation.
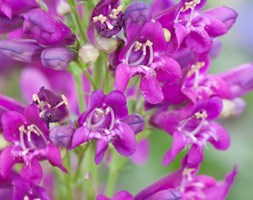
[41,47,75,70]
[95,36,121,53]
[56,0,71,16]
[22,8,76,46]
[50,125,74,148]
[0,39,43,63]
[78,44,99,64]
[221,98,246,118]
[121,114,144,134]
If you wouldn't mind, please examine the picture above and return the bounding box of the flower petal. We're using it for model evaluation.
[1,111,26,142]
[112,122,137,156]
[140,75,163,104]
[105,90,128,119]
[209,122,230,150]
[0,146,16,177]
[45,144,67,173]
[162,131,186,166]
[115,63,132,92]
[69,127,90,150]
[95,139,109,165]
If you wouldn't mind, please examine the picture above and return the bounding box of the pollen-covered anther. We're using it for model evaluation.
[180,0,201,12]
[187,62,205,77]
[163,28,172,42]
[33,93,51,109]
[93,14,107,24]
[194,111,207,119]
[134,41,143,51]
[109,5,123,20]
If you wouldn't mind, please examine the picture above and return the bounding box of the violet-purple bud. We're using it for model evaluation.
[121,114,144,134]
[0,39,44,63]
[124,2,151,30]
[50,125,74,148]
[22,8,76,46]
[41,47,75,70]
[91,0,123,37]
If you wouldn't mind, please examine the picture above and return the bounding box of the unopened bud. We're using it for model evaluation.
[41,47,75,70]
[78,44,99,64]
[96,36,121,53]
[0,39,43,63]
[221,98,246,118]
[50,125,74,148]
[57,0,71,16]
[121,114,144,134]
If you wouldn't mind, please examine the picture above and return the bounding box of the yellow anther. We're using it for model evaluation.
[180,0,201,12]
[145,40,153,47]
[109,5,123,19]
[134,41,143,51]
[163,28,172,42]
[187,62,205,77]
[194,111,207,119]
[93,14,107,24]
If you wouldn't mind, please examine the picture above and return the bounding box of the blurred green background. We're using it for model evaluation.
[117,1,253,200]
[0,0,252,199]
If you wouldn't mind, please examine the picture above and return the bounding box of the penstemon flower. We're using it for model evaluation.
[0,0,252,199]
[71,90,143,164]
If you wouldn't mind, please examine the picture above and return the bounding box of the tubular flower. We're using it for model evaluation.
[135,166,237,200]
[70,90,144,164]
[115,5,182,104]
[151,97,230,166]
[157,0,238,53]
[0,104,67,178]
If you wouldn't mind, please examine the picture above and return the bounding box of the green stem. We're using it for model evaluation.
[77,60,98,89]
[105,169,119,197]
[69,63,86,112]
[67,0,87,42]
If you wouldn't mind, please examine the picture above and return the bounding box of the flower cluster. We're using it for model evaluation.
[0,0,252,199]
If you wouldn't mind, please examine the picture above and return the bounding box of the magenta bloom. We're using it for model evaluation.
[135,166,237,200]
[91,0,123,37]
[115,10,182,104]
[71,90,143,164]
[0,104,66,178]
[157,0,238,53]
[22,8,76,46]
[152,97,230,166]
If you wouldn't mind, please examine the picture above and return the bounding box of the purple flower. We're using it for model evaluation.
[135,166,237,200]
[152,97,230,166]
[97,190,133,200]
[41,47,75,70]
[32,87,69,124]
[0,39,44,63]
[22,8,76,46]
[91,0,123,37]
[70,90,142,164]
[0,104,66,178]
[157,1,238,53]
[115,19,182,104]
